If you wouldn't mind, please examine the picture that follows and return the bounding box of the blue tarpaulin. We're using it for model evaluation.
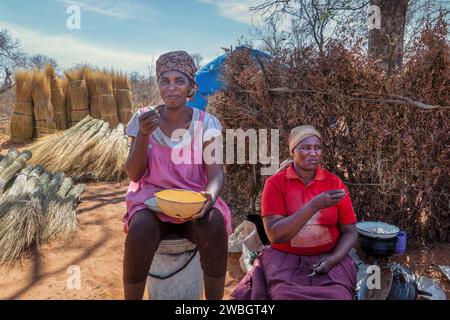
[187,47,270,110]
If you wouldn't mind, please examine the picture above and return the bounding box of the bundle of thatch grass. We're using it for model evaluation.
[112,71,133,124]
[0,165,44,266]
[45,64,67,130]
[9,71,34,143]
[42,176,85,242]
[61,77,70,127]
[86,69,120,127]
[0,149,86,266]
[0,148,32,194]
[27,116,95,169]
[28,116,128,181]
[87,122,128,181]
[32,69,57,136]
[65,68,89,127]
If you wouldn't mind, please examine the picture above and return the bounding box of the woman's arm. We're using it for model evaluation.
[204,162,224,203]
[313,223,358,274]
[331,223,358,261]
[263,190,346,243]
[190,138,225,220]
[124,134,149,182]
[263,204,317,244]
[124,109,160,182]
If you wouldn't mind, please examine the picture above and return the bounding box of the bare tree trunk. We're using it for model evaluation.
[0,68,14,94]
[368,0,409,74]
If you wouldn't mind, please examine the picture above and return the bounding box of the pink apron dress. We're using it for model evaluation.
[124,107,232,235]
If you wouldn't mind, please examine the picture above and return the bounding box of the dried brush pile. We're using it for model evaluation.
[209,19,450,243]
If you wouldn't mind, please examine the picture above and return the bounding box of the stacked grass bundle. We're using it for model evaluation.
[28,116,128,182]
[65,68,89,128]
[0,149,86,266]
[113,71,133,124]
[61,77,71,126]
[86,69,120,127]
[0,148,32,194]
[9,71,34,143]
[42,175,85,242]
[31,70,57,136]
[0,166,44,266]
[45,64,67,130]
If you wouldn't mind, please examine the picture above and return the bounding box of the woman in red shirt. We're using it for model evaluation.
[232,125,358,300]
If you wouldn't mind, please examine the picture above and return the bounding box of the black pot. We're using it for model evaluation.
[386,264,433,300]
[358,264,433,300]
[360,234,398,258]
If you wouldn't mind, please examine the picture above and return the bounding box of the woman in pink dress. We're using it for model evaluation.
[123,51,232,300]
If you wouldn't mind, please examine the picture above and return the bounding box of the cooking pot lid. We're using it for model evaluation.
[356,221,400,239]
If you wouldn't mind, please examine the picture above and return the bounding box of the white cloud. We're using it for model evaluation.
[199,0,264,25]
[54,0,136,19]
[2,21,159,74]
[52,0,161,22]
[199,0,292,33]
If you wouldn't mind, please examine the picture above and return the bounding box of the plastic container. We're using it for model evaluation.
[147,236,204,300]
[395,231,407,254]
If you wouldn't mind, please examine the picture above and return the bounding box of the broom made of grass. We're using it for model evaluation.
[43,119,103,174]
[87,123,128,181]
[0,165,33,222]
[59,120,109,179]
[27,116,95,169]
[0,148,20,174]
[40,173,67,242]
[38,170,53,196]
[0,166,45,266]
[51,183,85,241]
[42,177,86,241]
[0,150,32,195]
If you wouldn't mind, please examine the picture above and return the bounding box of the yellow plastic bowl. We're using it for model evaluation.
[155,189,207,219]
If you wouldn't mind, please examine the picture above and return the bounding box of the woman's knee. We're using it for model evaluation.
[194,208,228,277]
[196,208,227,237]
[126,209,162,247]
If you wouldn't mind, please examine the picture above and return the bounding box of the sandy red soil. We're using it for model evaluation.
[0,139,448,300]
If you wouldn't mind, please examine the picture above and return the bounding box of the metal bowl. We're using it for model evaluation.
[356,221,399,239]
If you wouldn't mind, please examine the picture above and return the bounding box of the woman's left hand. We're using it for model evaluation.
[190,191,214,220]
[312,254,339,274]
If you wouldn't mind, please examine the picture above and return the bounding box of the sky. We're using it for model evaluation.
[0,0,265,74]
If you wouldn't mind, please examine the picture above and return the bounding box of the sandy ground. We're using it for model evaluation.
[0,180,245,300]
[0,139,448,300]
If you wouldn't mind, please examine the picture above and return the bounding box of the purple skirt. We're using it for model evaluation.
[232,247,357,300]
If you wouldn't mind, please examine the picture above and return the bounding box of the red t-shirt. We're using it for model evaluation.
[261,164,357,256]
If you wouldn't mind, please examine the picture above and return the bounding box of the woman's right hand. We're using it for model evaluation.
[138,108,160,136]
[309,189,346,211]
